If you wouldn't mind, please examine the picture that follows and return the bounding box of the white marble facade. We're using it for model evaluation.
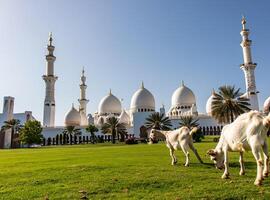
[3,17,270,143]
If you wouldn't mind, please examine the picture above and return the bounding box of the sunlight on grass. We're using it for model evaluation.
[0,137,269,199]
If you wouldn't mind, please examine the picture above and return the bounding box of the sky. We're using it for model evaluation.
[0,0,269,126]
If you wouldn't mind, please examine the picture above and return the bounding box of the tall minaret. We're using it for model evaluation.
[78,68,89,126]
[240,16,259,110]
[43,33,58,127]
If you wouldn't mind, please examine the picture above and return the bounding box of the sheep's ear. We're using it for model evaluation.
[207,149,216,156]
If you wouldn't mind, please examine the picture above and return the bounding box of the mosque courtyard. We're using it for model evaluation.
[0,137,269,200]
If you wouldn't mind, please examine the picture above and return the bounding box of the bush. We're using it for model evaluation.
[19,120,43,146]
[192,128,204,143]
[213,137,220,142]
[140,139,148,143]
[125,138,138,144]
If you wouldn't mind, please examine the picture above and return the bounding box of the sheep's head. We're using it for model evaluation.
[149,129,158,141]
[207,149,224,170]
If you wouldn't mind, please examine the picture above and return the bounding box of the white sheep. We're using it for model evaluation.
[150,127,203,166]
[207,111,270,186]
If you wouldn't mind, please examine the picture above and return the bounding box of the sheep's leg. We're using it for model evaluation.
[169,148,177,165]
[251,145,263,186]
[181,145,189,167]
[262,142,269,178]
[222,150,230,179]
[189,142,203,164]
[239,151,245,176]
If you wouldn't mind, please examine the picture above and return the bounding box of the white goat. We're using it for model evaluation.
[150,127,203,166]
[207,111,270,186]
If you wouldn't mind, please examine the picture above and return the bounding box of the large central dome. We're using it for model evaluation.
[130,82,155,113]
[171,82,196,107]
[98,90,122,115]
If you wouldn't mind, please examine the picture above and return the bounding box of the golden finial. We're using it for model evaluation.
[82,67,85,75]
[241,15,246,30]
[141,81,144,89]
[181,80,184,86]
[48,32,53,46]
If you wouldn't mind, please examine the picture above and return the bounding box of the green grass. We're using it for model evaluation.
[0,137,269,200]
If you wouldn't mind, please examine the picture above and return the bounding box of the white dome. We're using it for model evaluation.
[130,82,155,112]
[65,105,81,126]
[206,90,215,115]
[118,109,130,125]
[171,82,196,107]
[98,90,122,114]
[263,97,270,113]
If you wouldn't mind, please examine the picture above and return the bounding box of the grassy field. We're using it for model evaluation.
[0,137,269,200]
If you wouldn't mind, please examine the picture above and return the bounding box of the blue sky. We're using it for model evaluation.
[0,0,269,125]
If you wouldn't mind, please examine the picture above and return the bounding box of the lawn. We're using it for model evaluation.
[0,137,269,200]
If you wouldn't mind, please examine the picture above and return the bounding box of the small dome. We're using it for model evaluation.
[98,90,122,114]
[65,105,81,126]
[118,109,130,125]
[171,82,196,107]
[263,97,270,113]
[206,90,216,115]
[130,82,155,112]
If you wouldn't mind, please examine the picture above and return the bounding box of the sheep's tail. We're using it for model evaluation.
[189,127,198,136]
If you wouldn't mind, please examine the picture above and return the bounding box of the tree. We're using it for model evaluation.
[62,126,81,145]
[145,112,172,130]
[101,117,127,144]
[19,120,43,146]
[85,124,98,143]
[211,85,250,124]
[1,119,22,148]
[179,115,199,129]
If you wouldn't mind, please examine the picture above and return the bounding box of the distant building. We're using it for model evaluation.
[0,96,36,148]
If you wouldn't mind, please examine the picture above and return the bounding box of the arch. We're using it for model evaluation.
[210,126,213,135]
[213,126,217,135]
[202,127,206,135]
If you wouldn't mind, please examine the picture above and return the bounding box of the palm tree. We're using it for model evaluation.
[145,112,172,130]
[179,115,199,129]
[179,116,204,142]
[62,126,81,145]
[85,124,98,143]
[101,117,127,144]
[211,85,251,124]
[1,119,21,148]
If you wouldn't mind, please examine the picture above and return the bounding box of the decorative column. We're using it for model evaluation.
[78,68,89,126]
[43,33,58,127]
[240,16,259,110]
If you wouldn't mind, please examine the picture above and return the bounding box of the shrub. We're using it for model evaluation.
[192,128,204,143]
[19,120,43,146]
[125,138,138,144]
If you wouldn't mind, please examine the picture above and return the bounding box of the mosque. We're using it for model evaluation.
[1,17,270,147]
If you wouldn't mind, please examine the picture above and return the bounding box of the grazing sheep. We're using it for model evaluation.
[150,127,203,166]
[207,111,270,186]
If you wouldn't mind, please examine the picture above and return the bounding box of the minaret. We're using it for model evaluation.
[78,68,89,126]
[43,33,58,127]
[240,16,259,110]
